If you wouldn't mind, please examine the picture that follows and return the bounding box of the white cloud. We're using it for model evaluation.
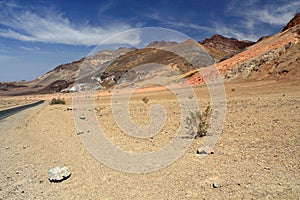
[0,3,140,46]
[220,0,300,41]
[213,25,259,41]
[228,0,300,28]
[247,1,300,26]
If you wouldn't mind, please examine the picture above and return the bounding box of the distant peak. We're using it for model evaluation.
[200,34,254,54]
[146,40,178,48]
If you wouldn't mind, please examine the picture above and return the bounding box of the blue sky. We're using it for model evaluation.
[0,0,299,81]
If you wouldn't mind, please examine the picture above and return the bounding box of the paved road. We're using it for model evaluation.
[0,100,45,121]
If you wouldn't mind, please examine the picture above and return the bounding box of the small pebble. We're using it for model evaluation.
[197,149,207,154]
[264,166,271,170]
[212,182,218,188]
[197,149,214,155]
[77,131,84,135]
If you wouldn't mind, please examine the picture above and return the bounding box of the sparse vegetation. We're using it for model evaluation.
[185,105,211,138]
[142,97,149,104]
[49,98,66,105]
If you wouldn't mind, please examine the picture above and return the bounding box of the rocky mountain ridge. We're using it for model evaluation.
[199,34,254,55]
[187,13,300,85]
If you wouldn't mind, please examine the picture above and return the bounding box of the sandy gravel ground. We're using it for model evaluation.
[0,80,299,199]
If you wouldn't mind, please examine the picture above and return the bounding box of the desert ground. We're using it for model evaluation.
[0,80,299,199]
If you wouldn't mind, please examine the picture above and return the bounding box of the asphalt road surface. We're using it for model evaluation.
[0,100,45,121]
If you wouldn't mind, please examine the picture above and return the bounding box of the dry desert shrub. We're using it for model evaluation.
[49,98,66,105]
[185,105,211,138]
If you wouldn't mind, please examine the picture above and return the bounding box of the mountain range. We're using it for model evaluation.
[0,12,299,96]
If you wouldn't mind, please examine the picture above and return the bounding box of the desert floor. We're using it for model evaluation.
[0,80,299,199]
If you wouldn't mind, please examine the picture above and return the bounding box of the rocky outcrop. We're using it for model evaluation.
[0,82,26,91]
[33,47,135,92]
[226,41,300,81]
[282,12,300,32]
[200,34,254,55]
[224,49,280,80]
[38,80,74,93]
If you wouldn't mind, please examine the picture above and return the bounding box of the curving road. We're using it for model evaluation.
[0,100,45,121]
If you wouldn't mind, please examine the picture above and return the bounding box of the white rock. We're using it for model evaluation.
[48,166,71,182]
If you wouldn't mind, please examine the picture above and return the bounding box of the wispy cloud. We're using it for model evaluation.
[146,1,299,42]
[146,13,211,32]
[227,0,300,29]
[0,54,16,62]
[213,25,259,41]
[19,46,40,51]
[246,1,300,26]
[145,12,259,41]
[0,2,140,46]
[98,0,114,15]
[219,0,300,41]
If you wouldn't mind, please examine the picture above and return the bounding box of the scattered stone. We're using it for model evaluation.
[5,147,9,150]
[212,182,218,188]
[66,107,73,111]
[79,116,86,120]
[16,171,20,174]
[197,149,207,154]
[197,149,214,155]
[48,166,71,182]
[77,131,84,135]
[23,145,27,149]
[142,97,149,104]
